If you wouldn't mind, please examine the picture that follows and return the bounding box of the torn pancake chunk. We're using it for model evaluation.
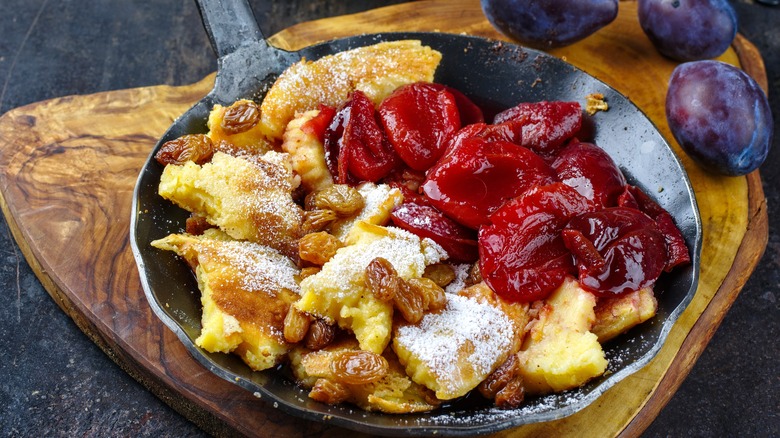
[392,293,515,400]
[151,230,300,371]
[517,277,608,394]
[157,151,302,256]
[260,40,442,140]
[281,109,333,192]
[295,222,446,354]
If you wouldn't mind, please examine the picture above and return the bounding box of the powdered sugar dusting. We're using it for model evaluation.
[260,40,441,139]
[420,237,447,265]
[302,226,437,299]
[605,330,648,371]
[160,151,302,253]
[396,294,513,381]
[209,239,300,295]
[355,182,402,225]
[424,389,587,426]
[224,152,302,247]
[445,263,472,294]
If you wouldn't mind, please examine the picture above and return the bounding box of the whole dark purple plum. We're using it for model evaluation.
[480,0,618,49]
[666,61,773,176]
[638,0,737,61]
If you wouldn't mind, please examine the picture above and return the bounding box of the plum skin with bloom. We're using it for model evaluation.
[638,0,737,61]
[480,0,618,49]
[665,60,773,176]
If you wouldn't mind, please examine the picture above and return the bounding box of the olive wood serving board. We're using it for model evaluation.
[0,1,768,437]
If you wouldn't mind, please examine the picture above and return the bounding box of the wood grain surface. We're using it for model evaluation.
[0,1,768,437]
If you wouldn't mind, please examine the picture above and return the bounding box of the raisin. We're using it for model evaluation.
[478,354,519,399]
[307,184,364,217]
[466,262,482,287]
[299,232,341,265]
[309,378,350,404]
[302,209,338,234]
[495,376,525,409]
[330,350,389,385]
[394,280,425,324]
[408,277,447,312]
[304,319,336,350]
[423,263,456,288]
[283,307,312,344]
[365,258,401,302]
[221,101,260,134]
[154,134,214,165]
[477,354,525,408]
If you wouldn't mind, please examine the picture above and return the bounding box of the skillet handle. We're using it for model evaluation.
[194,0,297,104]
[195,0,265,58]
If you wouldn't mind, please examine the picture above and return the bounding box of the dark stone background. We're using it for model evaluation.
[0,1,776,436]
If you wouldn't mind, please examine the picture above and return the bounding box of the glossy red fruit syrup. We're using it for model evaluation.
[479,183,596,302]
[440,121,524,160]
[552,140,627,209]
[324,90,398,183]
[618,185,691,271]
[378,83,461,171]
[563,207,668,296]
[427,83,485,126]
[422,137,557,229]
[493,100,582,158]
[391,202,479,263]
[316,84,690,304]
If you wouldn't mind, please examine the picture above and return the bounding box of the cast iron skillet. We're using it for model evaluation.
[130,0,702,435]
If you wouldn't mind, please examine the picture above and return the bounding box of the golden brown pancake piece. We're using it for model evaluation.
[151,230,300,371]
[157,151,303,257]
[260,40,442,140]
